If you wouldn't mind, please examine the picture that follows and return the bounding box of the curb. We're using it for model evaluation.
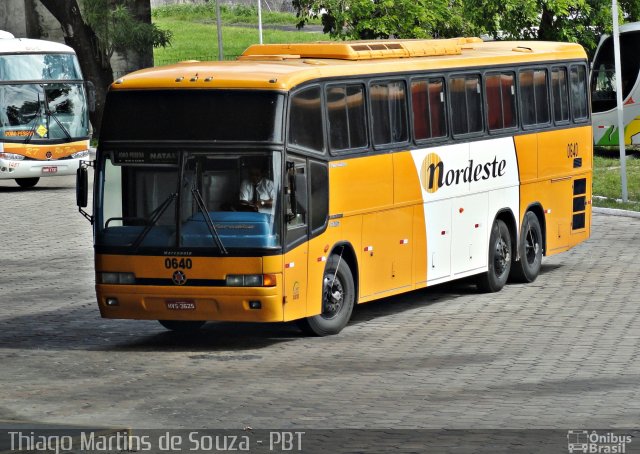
[593,206,640,219]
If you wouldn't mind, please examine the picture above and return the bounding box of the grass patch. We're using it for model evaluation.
[152,3,319,27]
[153,14,325,64]
[593,153,640,211]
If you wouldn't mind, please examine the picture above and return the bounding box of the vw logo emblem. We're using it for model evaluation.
[172,270,187,286]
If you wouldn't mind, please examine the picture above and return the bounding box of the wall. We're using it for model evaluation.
[1,0,149,78]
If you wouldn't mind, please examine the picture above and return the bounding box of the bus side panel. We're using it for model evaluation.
[392,152,427,288]
[514,134,538,184]
[538,128,591,178]
[412,204,428,289]
[300,209,365,318]
[520,178,572,254]
[519,126,592,255]
[282,243,308,322]
[360,206,414,299]
[329,154,394,215]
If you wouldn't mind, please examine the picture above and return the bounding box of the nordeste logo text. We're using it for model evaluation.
[420,152,507,193]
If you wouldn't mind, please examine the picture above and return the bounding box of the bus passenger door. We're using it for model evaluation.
[283,158,309,321]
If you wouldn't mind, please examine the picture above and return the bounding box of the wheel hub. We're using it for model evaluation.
[525,228,540,264]
[495,237,511,275]
[322,275,344,318]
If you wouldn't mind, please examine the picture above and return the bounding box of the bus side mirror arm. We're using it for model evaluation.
[77,160,94,224]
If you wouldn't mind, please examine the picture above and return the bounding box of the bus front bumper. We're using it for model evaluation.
[0,157,83,179]
[96,283,284,322]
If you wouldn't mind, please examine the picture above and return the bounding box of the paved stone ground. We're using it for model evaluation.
[1,175,639,435]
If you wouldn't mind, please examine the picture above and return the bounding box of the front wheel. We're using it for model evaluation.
[510,211,543,283]
[158,320,206,332]
[15,177,39,188]
[297,254,355,336]
[477,219,512,293]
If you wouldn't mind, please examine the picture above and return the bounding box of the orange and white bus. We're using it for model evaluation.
[1,31,91,188]
[77,38,592,335]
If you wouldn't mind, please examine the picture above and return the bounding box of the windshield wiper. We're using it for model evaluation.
[132,192,178,251]
[43,86,73,141]
[23,93,43,144]
[190,185,228,255]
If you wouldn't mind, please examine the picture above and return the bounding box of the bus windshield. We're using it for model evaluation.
[0,82,89,141]
[98,149,282,252]
[100,89,284,143]
[0,53,82,81]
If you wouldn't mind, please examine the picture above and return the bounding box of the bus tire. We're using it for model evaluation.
[297,254,355,336]
[15,177,39,188]
[510,211,543,283]
[158,320,205,332]
[477,219,512,293]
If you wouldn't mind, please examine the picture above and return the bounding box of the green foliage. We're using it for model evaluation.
[152,3,315,26]
[82,0,172,63]
[463,0,640,57]
[293,0,477,39]
[292,0,640,56]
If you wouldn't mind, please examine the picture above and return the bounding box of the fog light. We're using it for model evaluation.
[249,300,261,309]
[106,297,119,306]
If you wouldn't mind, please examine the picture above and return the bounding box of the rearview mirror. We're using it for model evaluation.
[76,163,93,223]
[77,166,88,208]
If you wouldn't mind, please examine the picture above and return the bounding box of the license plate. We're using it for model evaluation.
[42,166,58,174]
[166,301,196,311]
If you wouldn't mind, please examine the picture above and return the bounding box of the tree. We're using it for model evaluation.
[293,0,477,40]
[293,0,640,57]
[464,0,640,57]
[38,0,171,136]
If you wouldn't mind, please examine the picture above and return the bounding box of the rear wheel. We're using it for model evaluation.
[158,320,206,332]
[297,254,355,336]
[510,211,543,283]
[15,177,39,188]
[477,219,512,293]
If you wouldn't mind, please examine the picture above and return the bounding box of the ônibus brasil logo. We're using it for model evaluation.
[420,152,508,193]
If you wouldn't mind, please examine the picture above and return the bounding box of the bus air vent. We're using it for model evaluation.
[239,38,478,61]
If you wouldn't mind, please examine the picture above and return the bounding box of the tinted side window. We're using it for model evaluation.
[288,86,324,152]
[520,69,550,126]
[411,78,446,140]
[570,65,589,121]
[326,84,367,152]
[552,67,570,123]
[309,161,328,233]
[485,72,516,131]
[285,160,308,234]
[370,80,408,146]
[450,74,483,135]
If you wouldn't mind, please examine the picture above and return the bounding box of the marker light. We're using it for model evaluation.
[0,153,25,160]
[71,150,90,159]
[226,274,277,287]
[99,272,136,284]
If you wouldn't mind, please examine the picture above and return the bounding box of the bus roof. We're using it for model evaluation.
[0,33,75,55]
[112,38,588,91]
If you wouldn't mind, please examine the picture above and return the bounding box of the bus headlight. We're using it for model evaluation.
[99,272,136,284]
[71,150,90,159]
[226,274,276,287]
[0,153,25,160]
